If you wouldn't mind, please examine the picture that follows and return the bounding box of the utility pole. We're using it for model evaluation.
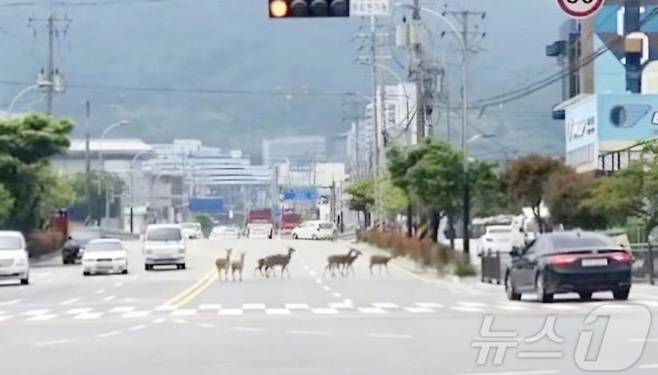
[411,0,425,143]
[85,100,92,223]
[28,12,70,115]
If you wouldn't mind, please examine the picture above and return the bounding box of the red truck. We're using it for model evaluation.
[279,211,302,236]
[246,209,273,239]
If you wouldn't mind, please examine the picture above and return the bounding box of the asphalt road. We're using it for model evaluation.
[2,237,658,375]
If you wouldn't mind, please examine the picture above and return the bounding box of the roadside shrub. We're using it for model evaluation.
[27,230,65,257]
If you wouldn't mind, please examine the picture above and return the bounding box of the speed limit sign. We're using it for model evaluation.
[557,0,605,19]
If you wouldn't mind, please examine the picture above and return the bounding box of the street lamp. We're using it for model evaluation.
[98,120,130,224]
[6,82,52,118]
[129,150,151,233]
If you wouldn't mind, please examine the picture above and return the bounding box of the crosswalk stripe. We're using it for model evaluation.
[265,308,291,315]
[372,303,399,309]
[358,307,387,314]
[404,307,435,314]
[74,312,103,320]
[199,304,222,311]
[416,302,444,309]
[170,309,197,317]
[109,306,136,313]
[311,308,339,315]
[218,308,243,316]
[65,308,93,315]
[285,303,310,310]
[26,314,58,321]
[22,309,50,316]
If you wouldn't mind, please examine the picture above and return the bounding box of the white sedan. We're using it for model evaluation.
[82,239,128,276]
[209,225,241,239]
[0,231,29,285]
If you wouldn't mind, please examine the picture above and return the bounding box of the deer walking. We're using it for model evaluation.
[341,248,362,276]
[369,254,395,276]
[264,247,295,278]
[254,257,266,278]
[231,252,246,282]
[215,248,233,281]
[323,248,355,277]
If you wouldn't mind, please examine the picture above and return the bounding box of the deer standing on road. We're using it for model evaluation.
[254,257,266,278]
[341,249,362,276]
[231,252,246,282]
[264,247,295,278]
[215,248,232,281]
[369,254,395,276]
[323,248,355,277]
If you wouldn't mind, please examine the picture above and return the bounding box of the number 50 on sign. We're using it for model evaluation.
[557,0,605,19]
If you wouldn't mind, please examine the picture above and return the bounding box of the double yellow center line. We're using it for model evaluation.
[162,269,216,309]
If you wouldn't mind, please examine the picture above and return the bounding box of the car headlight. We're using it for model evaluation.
[114,257,126,262]
[14,258,27,266]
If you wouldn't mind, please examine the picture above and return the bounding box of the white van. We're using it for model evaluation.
[291,221,335,240]
[0,231,29,285]
[142,224,186,270]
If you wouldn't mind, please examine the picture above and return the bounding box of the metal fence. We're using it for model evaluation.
[480,246,657,285]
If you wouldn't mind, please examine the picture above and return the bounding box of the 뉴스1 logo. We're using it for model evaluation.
[557,0,605,19]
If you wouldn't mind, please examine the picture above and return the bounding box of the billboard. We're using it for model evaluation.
[565,95,598,171]
[189,197,224,215]
[597,93,658,142]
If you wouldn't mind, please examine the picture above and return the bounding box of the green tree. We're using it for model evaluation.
[387,144,426,237]
[471,160,507,218]
[544,168,607,230]
[380,177,408,217]
[70,171,124,223]
[0,184,14,226]
[505,154,564,233]
[345,178,375,227]
[194,213,214,238]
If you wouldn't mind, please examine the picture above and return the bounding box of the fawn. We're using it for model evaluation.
[215,248,232,281]
[323,248,357,277]
[263,247,295,278]
[230,252,246,282]
[369,253,395,276]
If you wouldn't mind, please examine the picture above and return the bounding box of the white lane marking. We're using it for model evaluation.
[311,308,339,315]
[358,307,387,314]
[113,282,123,287]
[265,308,291,315]
[303,265,310,270]
[103,296,116,302]
[543,304,579,311]
[60,297,82,306]
[122,311,151,318]
[109,306,136,313]
[450,306,484,313]
[314,278,323,284]
[170,309,197,317]
[629,338,658,343]
[199,304,222,311]
[74,312,103,320]
[372,302,399,309]
[173,319,188,324]
[34,339,72,347]
[322,286,331,291]
[457,301,487,308]
[0,299,21,306]
[366,333,413,339]
[343,298,353,304]
[97,331,120,338]
[152,318,166,324]
[26,314,58,321]
[218,309,243,316]
[640,364,658,369]
[285,303,310,310]
[288,330,333,336]
[309,270,317,276]
[404,307,435,314]
[328,302,353,309]
[0,315,12,322]
[65,308,92,315]
[455,371,558,375]
[497,304,529,311]
[154,305,177,312]
[95,289,105,294]
[242,303,266,310]
[232,326,264,332]
[196,323,215,328]
[22,309,50,316]
[128,324,147,331]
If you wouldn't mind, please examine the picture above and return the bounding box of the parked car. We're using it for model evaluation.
[181,222,203,239]
[209,225,240,239]
[143,224,186,270]
[246,221,273,239]
[291,221,335,240]
[82,239,128,276]
[479,225,514,254]
[0,231,29,285]
[62,228,102,264]
[504,231,632,303]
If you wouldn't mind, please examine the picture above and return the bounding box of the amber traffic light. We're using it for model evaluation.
[269,0,350,18]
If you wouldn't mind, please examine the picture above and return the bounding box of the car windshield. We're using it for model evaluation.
[85,242,123,252]
[489,228,512,235]
[146,228,182,241]
[550,234,617,250]
[319,223,333,229]
[0,236,22,250]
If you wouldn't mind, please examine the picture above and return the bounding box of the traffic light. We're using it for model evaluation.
[269,0,350,18]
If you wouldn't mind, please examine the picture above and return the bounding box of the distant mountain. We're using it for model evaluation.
[0,0,566,159]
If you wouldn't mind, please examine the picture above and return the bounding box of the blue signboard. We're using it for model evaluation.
[282,187,318,202]
[189,197,224,214]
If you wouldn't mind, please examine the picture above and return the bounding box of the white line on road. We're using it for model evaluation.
[404,307,435,314]
[128,324,147,331]
[170,309,197,317]
[103,296,116,302]
[311,308,339,315]
[218,309,243,316]
[322,286,331,291]
[314,278,323,284]
[455,371,558,375]
[173,319,188,324]
[196,323,215,328]
[366,333,413,339]
[332,292,342,298]
[97,331,120,338]
[0,315,12,322]
[122,311,151,318]
[309,270,317,276]
[152,318,166,324]
[372,303,399,309]
[640,364,658,369]
[265,308,291,315]
[34,339,73,347]
[457,301,487,308]
[199,304,222,311]
[232,326,264,332]
[242,303,266,310]
[95,289,105,294]
[74,312,103,320]
[60,297,82,305]
[416,302,443,309]
[358,307,387,314]
[0,299,21,306]
[65,308,92,315]
[22,309,50,316]
[109,306,136,313]
[497,304,529,311]
[288,330,333,336]
[26,314,58,321]
[450,306,484,313]
[285,303,310,310]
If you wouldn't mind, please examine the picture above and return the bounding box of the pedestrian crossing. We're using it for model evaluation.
[1,299,656,324]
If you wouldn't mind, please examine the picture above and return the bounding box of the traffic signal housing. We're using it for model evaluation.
[269,0,350,18]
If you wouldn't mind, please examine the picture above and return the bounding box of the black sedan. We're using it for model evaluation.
[62,229,102,264]
[505,231,632,303]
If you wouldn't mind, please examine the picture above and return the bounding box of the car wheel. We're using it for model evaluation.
[504,272,521,301]
[20,277,29,285]
[535,273,554,303]
[292,234,298,240]
[145,265,151,271]
[62,258,69,265]
[579,291,593,301]
[613,289,630,300]
[122,269,128,275]
[83,271,90,276]
[312,234,318,240]
[180,264,186,270]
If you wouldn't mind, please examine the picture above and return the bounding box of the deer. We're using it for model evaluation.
[341,248,362,277]
[263,247,295,278]
[323,248,358,277]
[214,248,232,281]
[254,257,266,278]
[369,253,396,276]
[230,252,246,282]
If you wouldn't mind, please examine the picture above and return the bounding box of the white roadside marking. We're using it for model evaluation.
[97,331,120,338]
[288,330,333,336]
[285,303,310,310]
[113,282,123,288]
[372,302,399,309]
[242,303,266,310]
[74,312,103,320]
[95,289,105,294]
[60,297,82,306]
[311,308,339,315]
[640,364,658,369]
[170,309,197,317]
[128,324,147,331]
[34,339,72,347]
[265,308,291,315]
[196,323,215,328]
[457,301,487,308]
[543,304,579,311]
[405,307,435,314]
[366,333,413,339]
[199,304,222,311]
[416,302,443,309]
[103,296,116,302]
[450,306,483,313]
[26,314,58,321]
[65,308,92,315]
[122,311,151,318]
[332,292,342,298]
[232,326,264,332]
[358,307,387,314]
[328,302,353,309]
[322,286,331,291]
[0,315,12,322]
[22,309,50,316]
[0,299,21,306]
[109,306,136,313]
[218,309,243,316]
